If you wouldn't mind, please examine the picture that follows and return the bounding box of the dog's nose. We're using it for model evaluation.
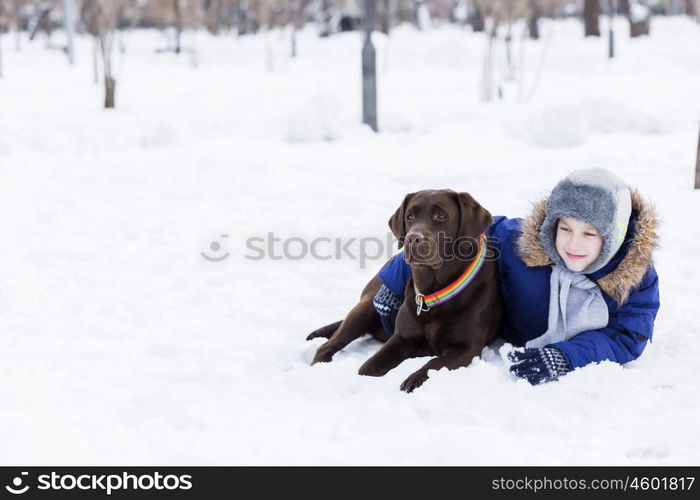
[406,232,425,245]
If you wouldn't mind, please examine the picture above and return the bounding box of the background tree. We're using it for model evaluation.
[696,122,700,189]
[690,0,700,21]
[629,1,651,37]
[475,0,529,101]
[28,1,55,41]
[0,2,4,77]
[83,0,122,108]
[583,0,600,36]
[173,0,183,54]
[203,0,222,34]
[289,0,312,57]
[467,0,485,31]
[527,0,541,39]
[12,0,24,50]
[377,0,393,34]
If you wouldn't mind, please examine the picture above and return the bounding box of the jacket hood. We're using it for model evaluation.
[517,188,659,305]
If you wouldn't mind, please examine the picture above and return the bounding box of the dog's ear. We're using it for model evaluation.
[388,192,418,249]
[455,192,493,239]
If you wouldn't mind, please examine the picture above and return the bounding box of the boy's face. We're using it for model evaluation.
[555,216,603,272]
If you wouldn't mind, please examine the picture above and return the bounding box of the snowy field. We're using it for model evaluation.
[1,16,699,465]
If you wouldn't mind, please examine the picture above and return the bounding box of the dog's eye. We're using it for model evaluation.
[406,214,415,221]
[434,213,447,222]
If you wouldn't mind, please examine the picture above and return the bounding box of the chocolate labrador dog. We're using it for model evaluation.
[307,189,502,392]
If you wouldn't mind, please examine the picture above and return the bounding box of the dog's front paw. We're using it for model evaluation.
[311,347,334,365]
[358,360,385,377]
[306,320,342,341]
[400,370,428,393]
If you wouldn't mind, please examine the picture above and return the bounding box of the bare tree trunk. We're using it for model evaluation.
[174,0,182,54]
[289,1,297,57]
[414,0,432,29]
[528,0,540,39]
[628,1,651,37]
[84,0,120,109]
[481,17,500,101]
[63,0,76,64]
[469,1,485,32]
[629,17,650,37]
[104,75,116,108]
[204,0,222,35]
[29,4,54,41]
[379,0,391,34]
[695,122,700,189]
[288,0,310,57]
[100,30,116,109]
[93,37,99,83]
[505,21,514,80]
[362,0,378,131]
[13,0,22,50]
[319,0,332,37]
[14,22,21,51]
[257,0,272,70]
[0,0,5,75]
[0,2,5,75]
[584,0,600,37]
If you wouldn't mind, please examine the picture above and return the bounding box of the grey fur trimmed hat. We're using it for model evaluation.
[540,168,632,274]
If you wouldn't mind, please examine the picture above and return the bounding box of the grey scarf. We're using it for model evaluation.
[526,264,609,349]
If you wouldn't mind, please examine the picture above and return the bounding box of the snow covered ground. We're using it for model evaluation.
[0,17,699,465]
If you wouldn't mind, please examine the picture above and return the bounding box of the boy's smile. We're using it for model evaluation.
[555,216,603,272]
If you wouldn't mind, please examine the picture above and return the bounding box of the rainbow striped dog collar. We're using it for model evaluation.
[414,233,488,316]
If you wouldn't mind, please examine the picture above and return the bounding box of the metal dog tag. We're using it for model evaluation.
[415,293,428,316]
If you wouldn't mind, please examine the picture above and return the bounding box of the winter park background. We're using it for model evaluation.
[1,1,699,465]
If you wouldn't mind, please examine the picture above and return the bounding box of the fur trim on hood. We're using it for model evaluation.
[517,189,659,305]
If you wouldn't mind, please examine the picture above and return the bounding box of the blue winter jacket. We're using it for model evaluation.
[378,191,660,370]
